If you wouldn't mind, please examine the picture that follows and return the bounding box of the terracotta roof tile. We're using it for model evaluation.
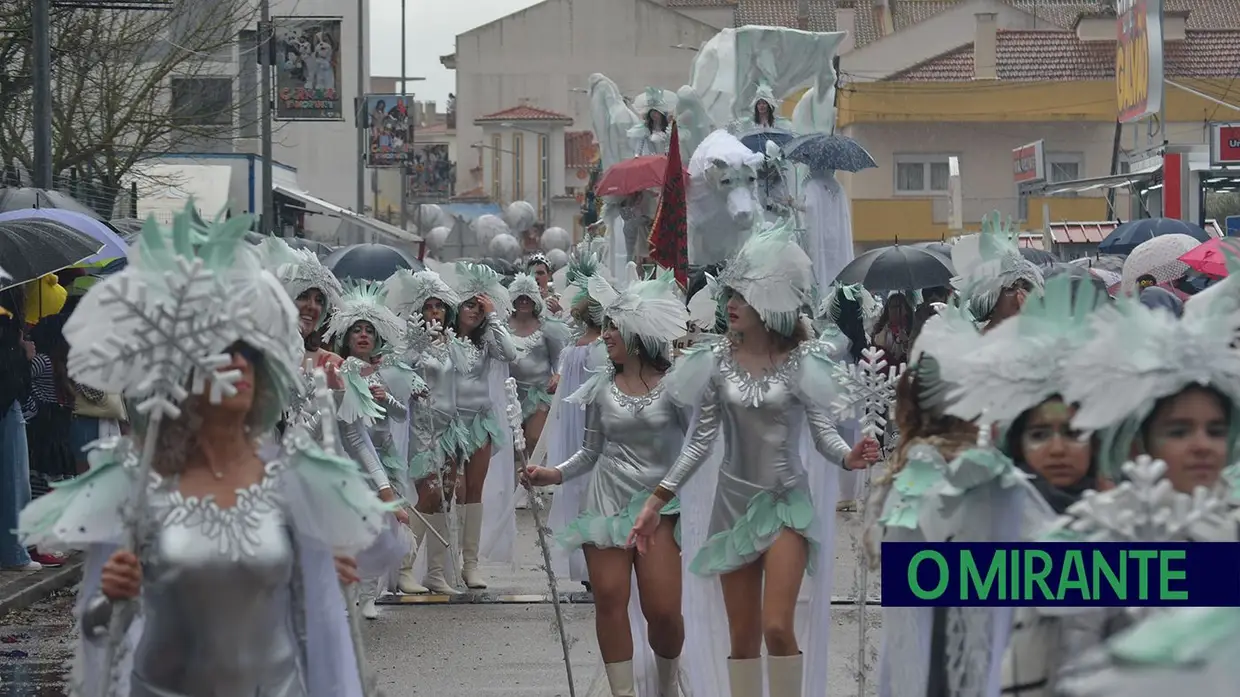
[891,29,1240,81]
[852,0,1240,49]
[735,0,837,31]
[474,105,573,124]
[564,131,598,169]
[667,0,736,6]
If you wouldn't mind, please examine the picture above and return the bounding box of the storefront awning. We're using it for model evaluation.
[273,185,421,245]
[1036,165,1162,195]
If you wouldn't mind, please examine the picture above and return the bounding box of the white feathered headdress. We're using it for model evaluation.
[587,267,688,359]
[384,268,462,318]
[1063,270,1240,475]
[445,261,513,316]
[905,300,982,413]
[951,212,1044,323]
[508,272,545,315]
[717,217,813,336]
[751,79,782,112]
[326,280,406,350]
[818,282,882,334]
[942,273,1106,425]
[256,237,344,323]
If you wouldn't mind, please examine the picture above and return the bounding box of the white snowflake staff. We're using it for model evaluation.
[829,345,905,697]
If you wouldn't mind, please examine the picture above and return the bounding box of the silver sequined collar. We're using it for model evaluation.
[155,460,286,562]
[716,336,808,408]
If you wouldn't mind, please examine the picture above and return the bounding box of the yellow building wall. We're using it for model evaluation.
[851,196,1110,243]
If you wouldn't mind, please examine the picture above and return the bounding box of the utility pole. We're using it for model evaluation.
[32,0,53,188]
[400,0,409,232]
[259,0,275,235]
[356,0,366,215]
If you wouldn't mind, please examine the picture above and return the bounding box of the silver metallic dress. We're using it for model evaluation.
[510,319,571,419]
[659,338,850,576]
[453,313,518,455]
[407,338,464,480]
[554,367,686,549]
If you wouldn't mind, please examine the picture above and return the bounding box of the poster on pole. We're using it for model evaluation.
[1116,0,1164,124]
[364,94,413,167]
[273,17,344,121]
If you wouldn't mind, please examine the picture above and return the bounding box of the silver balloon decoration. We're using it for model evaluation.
[545,248,568,270]
[504,201,537,233]
[417,204,451,231]
[473,214,510,250]
[488,233,522,262]
[540,226,571,252]
[425,226,451,258]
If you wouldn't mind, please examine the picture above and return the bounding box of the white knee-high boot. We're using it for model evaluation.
[727,657,764,697]
[460,503,488,589]
[422,512,460,595]
[654,654,680,697]
[603,660,636,697]
[766,653,803,697]
[360,577,381,620]
[397,515,429,594]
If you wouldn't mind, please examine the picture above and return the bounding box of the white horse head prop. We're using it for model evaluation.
[687,129,764,267]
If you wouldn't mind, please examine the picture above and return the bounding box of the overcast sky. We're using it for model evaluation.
[369,0,541,105]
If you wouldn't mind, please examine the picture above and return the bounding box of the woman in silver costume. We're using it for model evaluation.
[630,221,879,697]
[383,268,468,595]
[448,261,519,589]
[506,271,572,455]
[20,211,391,697]
[526,252,563,315]
[524,270,691,697]
[327,280,421,618]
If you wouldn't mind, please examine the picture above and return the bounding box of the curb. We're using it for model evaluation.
[378,592,884,606]
[0,555,84,617]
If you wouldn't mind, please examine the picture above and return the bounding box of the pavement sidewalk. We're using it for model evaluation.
[0,553,83,617]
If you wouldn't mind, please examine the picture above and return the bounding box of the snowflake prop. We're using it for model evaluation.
[1059,456,1230,542]
[831,346,905,439]
[67,257,244,419]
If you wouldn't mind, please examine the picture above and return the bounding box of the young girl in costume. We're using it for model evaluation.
[384,268,470,595]
[506,271,572,456]
[630,220,880,697]
[446,261,519,589]
[327,280,421,618]
[20,210,393,697]
[524,269,691,697]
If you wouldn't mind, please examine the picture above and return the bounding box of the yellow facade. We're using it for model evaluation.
[785,79,1240,241]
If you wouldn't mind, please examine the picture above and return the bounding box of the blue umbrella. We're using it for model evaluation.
[0,208,127,263]
[1098,218,1210,255]
[738,127,797,155]
[782,133,877,173]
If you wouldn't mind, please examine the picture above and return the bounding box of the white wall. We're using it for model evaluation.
[454,0,719,192]
[479,123,570,229]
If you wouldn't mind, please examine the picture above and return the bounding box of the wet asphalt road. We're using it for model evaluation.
[0,508,882,696]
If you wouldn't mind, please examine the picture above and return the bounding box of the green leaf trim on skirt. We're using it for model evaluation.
[557,489,681,551]
[521,384,554,419]
[409,420,471,480]
[457,409,505,456]
[689,486,819,577]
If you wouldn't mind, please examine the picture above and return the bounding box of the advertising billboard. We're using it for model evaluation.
[1116,0,1164,124]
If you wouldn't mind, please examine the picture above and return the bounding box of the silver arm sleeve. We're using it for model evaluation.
[382,394,408,422]
[544,326,570,373]
[657,378,721,493]
[805,402,852,466]
[484,313,519,362]
[340,419,392,491]
[554,404,604,481]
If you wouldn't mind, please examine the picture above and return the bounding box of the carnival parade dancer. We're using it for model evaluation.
[327,280,422,618]
[523,269,692,697]
[527,252,564,315]
[506,271,572,455]
[19,209,395,697]
[447,261,520,588]
[545,251,609,589]
[384,268,468,595]
[628,87,674,158]
[630,219,880,697]
[1001,267,1240,696]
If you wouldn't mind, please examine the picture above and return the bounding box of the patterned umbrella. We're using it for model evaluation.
[782,133,878,173]
[738,127,796,154]
[1119,233,1201,294]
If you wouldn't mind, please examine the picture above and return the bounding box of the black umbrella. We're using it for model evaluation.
[913,241,954,259]
[1019,247,1060,267]
[1098,218,1209,255]
[288,237,335,258]
[1043,263,1111,299]
[833,245,956,292]
[738,127,797,155]
[325,243,424,282]
[0,187,102,219]
[0,219,104,290]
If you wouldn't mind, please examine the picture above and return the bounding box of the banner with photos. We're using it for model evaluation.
[364,94,413,167]
[273,16,344,121]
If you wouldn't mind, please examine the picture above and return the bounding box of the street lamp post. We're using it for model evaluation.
[400,0,408,233]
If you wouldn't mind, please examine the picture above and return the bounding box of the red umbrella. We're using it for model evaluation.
[1179,237,1240,279]
[595,155,683,197]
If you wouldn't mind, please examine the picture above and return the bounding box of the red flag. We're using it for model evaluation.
[647,121,688,288]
